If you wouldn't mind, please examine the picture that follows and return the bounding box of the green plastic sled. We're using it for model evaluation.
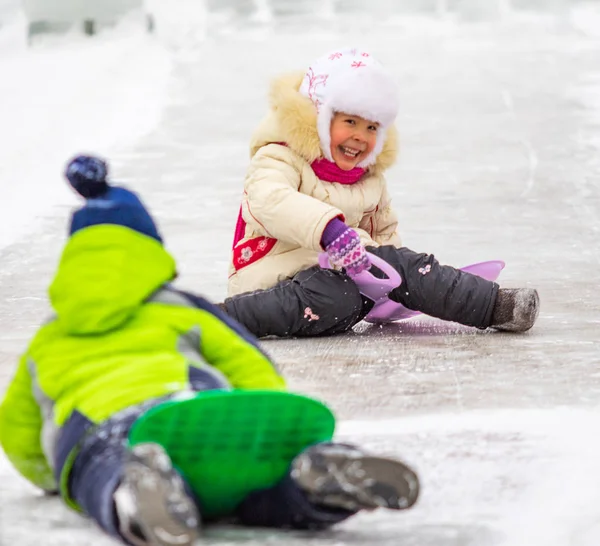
[128,390,336,518]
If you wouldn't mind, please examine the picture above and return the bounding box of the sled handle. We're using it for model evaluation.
[318,252,401,302]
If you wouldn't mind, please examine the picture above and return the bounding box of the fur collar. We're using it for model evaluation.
[249,72,398,173]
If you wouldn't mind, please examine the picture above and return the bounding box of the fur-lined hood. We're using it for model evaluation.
[249,72,399,173]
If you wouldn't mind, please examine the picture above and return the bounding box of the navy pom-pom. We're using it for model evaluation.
[65,155,109,198]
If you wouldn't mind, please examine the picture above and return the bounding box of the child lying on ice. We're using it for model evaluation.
[0,155,419,546]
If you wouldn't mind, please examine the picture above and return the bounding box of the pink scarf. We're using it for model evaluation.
[233,150,366,249]
[310,158,366,184]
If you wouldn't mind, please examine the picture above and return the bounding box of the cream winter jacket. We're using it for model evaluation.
[228,72,402,296]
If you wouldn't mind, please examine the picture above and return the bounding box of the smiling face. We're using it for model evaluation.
[329,112,379,170]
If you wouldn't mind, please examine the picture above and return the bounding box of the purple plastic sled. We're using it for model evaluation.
[319,253,505,324]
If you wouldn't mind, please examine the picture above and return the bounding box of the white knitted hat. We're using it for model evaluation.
[299,47,399,168]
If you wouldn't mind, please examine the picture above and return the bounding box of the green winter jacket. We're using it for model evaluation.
[0,224,285,495]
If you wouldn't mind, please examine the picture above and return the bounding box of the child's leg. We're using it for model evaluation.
[368,245,539,331]
[68,402,199,546]
[234,473,355,530]
[234,443,419,530]
[368,245,496,327]
[221,266,370,338]
[68,424,126,540]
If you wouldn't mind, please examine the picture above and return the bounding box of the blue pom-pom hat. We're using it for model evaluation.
[65,155,163,244]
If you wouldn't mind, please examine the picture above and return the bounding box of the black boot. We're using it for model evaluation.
[490,288,540,332]
[114,443,200,546]
[290,443,420,512]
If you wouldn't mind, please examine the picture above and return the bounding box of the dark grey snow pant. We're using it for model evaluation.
[222,246,499,338]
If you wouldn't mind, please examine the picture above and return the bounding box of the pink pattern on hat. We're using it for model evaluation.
[305,68,328,112]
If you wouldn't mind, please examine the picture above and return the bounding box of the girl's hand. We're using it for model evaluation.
[325,227,371,276]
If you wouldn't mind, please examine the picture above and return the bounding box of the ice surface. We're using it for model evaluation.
[1,1,600,545]
[0,8,171,249]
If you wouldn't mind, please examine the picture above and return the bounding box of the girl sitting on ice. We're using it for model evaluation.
[222,47,539,338]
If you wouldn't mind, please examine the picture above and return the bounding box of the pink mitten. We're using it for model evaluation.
[325,227,371,276]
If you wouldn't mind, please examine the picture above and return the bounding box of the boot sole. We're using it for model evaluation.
[292,450,420,511]
[125,444,200,546]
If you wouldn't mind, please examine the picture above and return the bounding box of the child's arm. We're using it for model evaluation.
[244,144,343,251]
[360,184,402,247]
[179,291,286,390]
[0,354,57,492]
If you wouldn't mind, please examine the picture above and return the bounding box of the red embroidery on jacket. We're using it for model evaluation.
[232,191,274,251]
[233,237,277,271]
